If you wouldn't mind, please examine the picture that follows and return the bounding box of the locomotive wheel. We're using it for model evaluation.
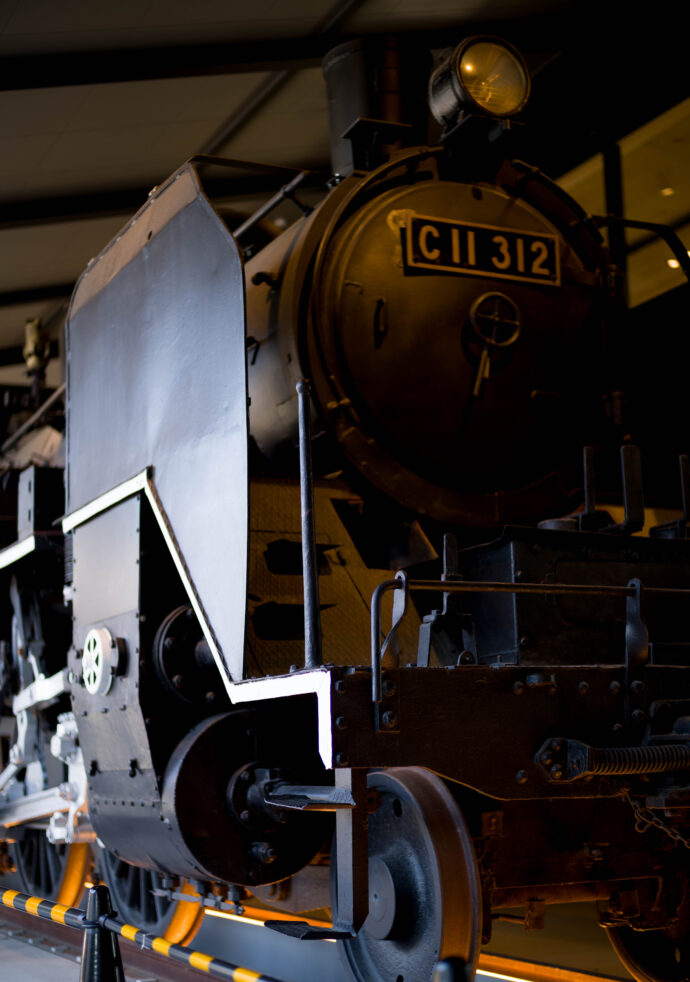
[606,883,690,982]
[99,849,204,944]
[337,767,481,982]
[10,831,90,906]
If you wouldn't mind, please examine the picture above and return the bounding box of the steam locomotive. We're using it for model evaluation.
[1,34,689,982]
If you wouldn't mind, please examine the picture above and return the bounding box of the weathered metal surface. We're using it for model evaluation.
[66,163,248,682]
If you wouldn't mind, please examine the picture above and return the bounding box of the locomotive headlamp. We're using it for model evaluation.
[429,36,531,127]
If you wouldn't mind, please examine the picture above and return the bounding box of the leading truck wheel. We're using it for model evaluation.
[337,767,481,982]
[10,831,90,906]
[99,849,204,945]
[606,879,690,982]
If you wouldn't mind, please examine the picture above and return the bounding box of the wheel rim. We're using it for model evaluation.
[10,831,89,906]
[337,767,481,982]
[99,849,204,945]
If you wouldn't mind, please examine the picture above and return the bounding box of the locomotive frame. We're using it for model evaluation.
[2,33,690,982]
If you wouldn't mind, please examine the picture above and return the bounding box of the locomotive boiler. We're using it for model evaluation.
[2,34,690,982]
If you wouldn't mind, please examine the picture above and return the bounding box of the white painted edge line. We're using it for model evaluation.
[0,535,36,570]
[62,470,148,532]
[60,468,231,700]
[229,670,334,769]
[59,468,335,768]
[142,479,227,697]
[144,482,334,767]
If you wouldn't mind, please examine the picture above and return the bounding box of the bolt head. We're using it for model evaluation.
[513,681,525,695]
[578,681,590,695]
[335,715,348,730]
[515,770,528,785]
[631,680,645,694]
[632,709,646,723]
[609,680,622,695]
[335,752,348,766]
[381,711,398,729]
[550,764,564,780]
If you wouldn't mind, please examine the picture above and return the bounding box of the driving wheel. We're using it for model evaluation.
[98,848,204,944]
[10,832,90,905]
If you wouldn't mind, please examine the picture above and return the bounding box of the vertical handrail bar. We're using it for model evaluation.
[296,379,322,669]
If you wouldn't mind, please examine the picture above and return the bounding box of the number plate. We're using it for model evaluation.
[403,214,560,287]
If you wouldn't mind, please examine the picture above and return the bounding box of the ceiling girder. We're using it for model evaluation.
[0,284,74,308]
[0,17,589,92]
[0,171,327,231]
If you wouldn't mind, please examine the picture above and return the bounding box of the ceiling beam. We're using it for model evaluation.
[0,14,599,92]
[0,284,74,308]
[0,170,328,231]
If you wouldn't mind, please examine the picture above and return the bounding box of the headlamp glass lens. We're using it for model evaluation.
[458,41,528,115]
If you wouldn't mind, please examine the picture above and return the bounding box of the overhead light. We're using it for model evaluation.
[667,250,690,270]
[660,187,675,197]
[429,36,531,127]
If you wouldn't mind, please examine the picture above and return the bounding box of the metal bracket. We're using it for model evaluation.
[264,920,353,940]
[535,737,690,783]
[332,768,369,934]
[263,781,356,812]
[602,445,645,535]
[625,577,649,728]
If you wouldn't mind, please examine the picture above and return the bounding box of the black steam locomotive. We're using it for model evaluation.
[1,35,689,982]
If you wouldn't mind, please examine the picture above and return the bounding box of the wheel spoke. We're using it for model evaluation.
[10,830,85,904]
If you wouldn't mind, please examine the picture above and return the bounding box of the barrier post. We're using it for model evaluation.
[433,958,470,982]
[80,884,125,982]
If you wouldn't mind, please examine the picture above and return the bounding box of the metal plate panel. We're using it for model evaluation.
[66,164,248,681]
[72,495,140,631]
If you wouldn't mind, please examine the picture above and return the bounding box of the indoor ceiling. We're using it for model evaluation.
[0,0,688,386]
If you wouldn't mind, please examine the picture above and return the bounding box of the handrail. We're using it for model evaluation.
[369,574,690,704]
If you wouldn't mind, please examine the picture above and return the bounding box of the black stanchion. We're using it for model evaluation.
[433,957,470,982]
[80,884,125,982]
